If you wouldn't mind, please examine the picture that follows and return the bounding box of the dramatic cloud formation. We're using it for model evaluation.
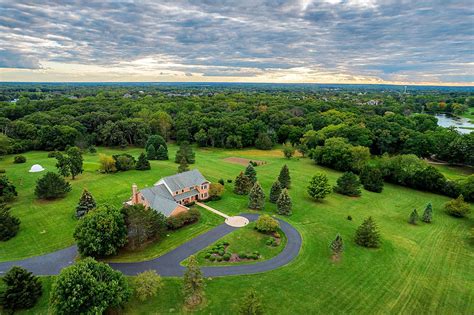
[0,0,472,84]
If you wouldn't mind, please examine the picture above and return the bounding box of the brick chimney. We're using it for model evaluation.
[132,184,138,204]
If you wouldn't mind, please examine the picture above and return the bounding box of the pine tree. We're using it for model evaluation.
[408,209,419,225]
[276,189,292,215]
[238,289,264,315]
[0,266,42,311]
[422,203,433,223]
[35,172,71,200]
[234,172,252,195]
[278,164,291,189]
[175,142,195,164]
[0,203,20,241]
[135,152,151,170]
[330,233,344,258]
[248,182,265,210]
[244,163,257,184]
[146,144,157,160]
[354,216,380,248]
[360,165,384,193]
[156,145,169,160]
[269,180,282,203]
[307,173,332,200]
[178,156,189,173]
[334,172,361,197]
[183,255,204,306]
[76,189,97,218]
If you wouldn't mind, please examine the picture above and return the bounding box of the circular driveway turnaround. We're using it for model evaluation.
[0,214,302,277]
[225,216,249,227]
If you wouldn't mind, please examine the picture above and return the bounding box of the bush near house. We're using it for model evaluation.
[166,208,201,230]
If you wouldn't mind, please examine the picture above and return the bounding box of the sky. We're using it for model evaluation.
[0,0,473,85]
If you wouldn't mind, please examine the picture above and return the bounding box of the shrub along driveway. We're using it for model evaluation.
[0,214,302,277]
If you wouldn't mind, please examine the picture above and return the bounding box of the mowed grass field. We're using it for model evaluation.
[1,145,473,314]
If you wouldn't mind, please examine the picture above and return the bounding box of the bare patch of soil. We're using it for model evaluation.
[223,157,266,166]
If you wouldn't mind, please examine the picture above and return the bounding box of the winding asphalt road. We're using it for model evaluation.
[0,214,301,277]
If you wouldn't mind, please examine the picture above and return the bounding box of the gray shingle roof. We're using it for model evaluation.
[174,188,199,201]
[140,184,178,217]
[158,169,208,192]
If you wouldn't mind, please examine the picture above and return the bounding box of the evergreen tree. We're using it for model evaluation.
[0,266,42,312]
[248,182,265,210]
[244,163,257,184]
[178,156,189,173]
[135,152,151,170]
[278,164,291,189]
[408,209,419,225]
[422,203,433,223]
[269,180,282,203]
[0,203,20,241]
[360,165,384,193]
[354,216,380,248]
[238,289,264,315]
[276,189,292,216]
[76,189,96,218]
[334,172,361,197]
[175,141,195,164]
[146,144,157,160]
[307,173,332,200]
[146,135,167,151]
[35,172,72,200]
[0,175,17,203]
[156,145,169,160]
[330,233,344,258]
[183,255,204,306]
[234,172,252,195]
[255,132,273,150]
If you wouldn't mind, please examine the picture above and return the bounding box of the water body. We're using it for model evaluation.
[435,114,474,134]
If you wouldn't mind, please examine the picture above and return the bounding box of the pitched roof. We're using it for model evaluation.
[157,169,208,192]
[140,184,178,217]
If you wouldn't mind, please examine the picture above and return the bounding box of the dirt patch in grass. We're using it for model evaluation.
[223,157,266,166]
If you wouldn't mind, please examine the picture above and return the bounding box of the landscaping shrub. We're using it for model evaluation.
[0,204,20,241]
[0,169,5,173]
[98,154,117,173]
[218,178,225,185]
[227,179,232,183]
[88,146,97,154]
[445,195,471,218]
[223,253,231,261]
[238,252,246,259]
[134,270,163,302]
[48,151,61,158]
[113,153,136,171]
[13,155,26,163]
[204,253,211,259]
[347,215,353,221]
[255,214,279,233]
[166,209,201,230]
[273,232,280,238]
[209,255,216,262]
[216,256,223,262]
[0,175,17,202]
[208,183,225,201]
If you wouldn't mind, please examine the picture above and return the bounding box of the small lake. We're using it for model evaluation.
[435,114,474,134]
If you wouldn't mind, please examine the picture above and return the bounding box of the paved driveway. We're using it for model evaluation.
[0,214,302,277]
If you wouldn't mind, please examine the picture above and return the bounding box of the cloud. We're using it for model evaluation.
[0,0,472,84]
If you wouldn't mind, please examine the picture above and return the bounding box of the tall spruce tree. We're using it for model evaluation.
[422,203,433,223]
[244,163,257,184]
[146,144,157,160]
[0,203,20,241]
[248,182,265,210]
[175,142,195,164]
[330,233,344,259]
[360,166,384,193]
[334,172,361,197]
[354,216,380,248]
[135,152,151,170]
[76,189,97,218]
[234,172,252,195]
[178,156,189,173]
[408,209,419,225]
[278,164,291,189]
[276,189,292,216]
[183,255,204,306]
[156,145,169,160]
[269,180,282,203]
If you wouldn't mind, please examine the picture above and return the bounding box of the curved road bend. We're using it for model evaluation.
[0,214,302,277]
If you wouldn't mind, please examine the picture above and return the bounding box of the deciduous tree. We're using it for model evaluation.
[134,270,163,302]
[183,255,204,307]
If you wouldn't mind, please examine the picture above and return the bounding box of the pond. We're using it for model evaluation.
[435,114,474,134]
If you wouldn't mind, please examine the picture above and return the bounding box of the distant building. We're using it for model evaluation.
[366,99,381,106]
[126,169,210,217]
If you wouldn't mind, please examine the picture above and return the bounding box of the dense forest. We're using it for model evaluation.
[0,83,473,200]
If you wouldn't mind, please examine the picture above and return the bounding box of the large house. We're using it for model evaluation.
[127,169,210,217]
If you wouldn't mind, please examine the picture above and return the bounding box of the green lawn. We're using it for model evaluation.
[431,163,474,181]
[461,107,474,123]
[187,222,287,266]
[1,145,473,314]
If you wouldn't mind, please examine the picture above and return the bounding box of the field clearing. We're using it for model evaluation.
[1,145,473,314]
